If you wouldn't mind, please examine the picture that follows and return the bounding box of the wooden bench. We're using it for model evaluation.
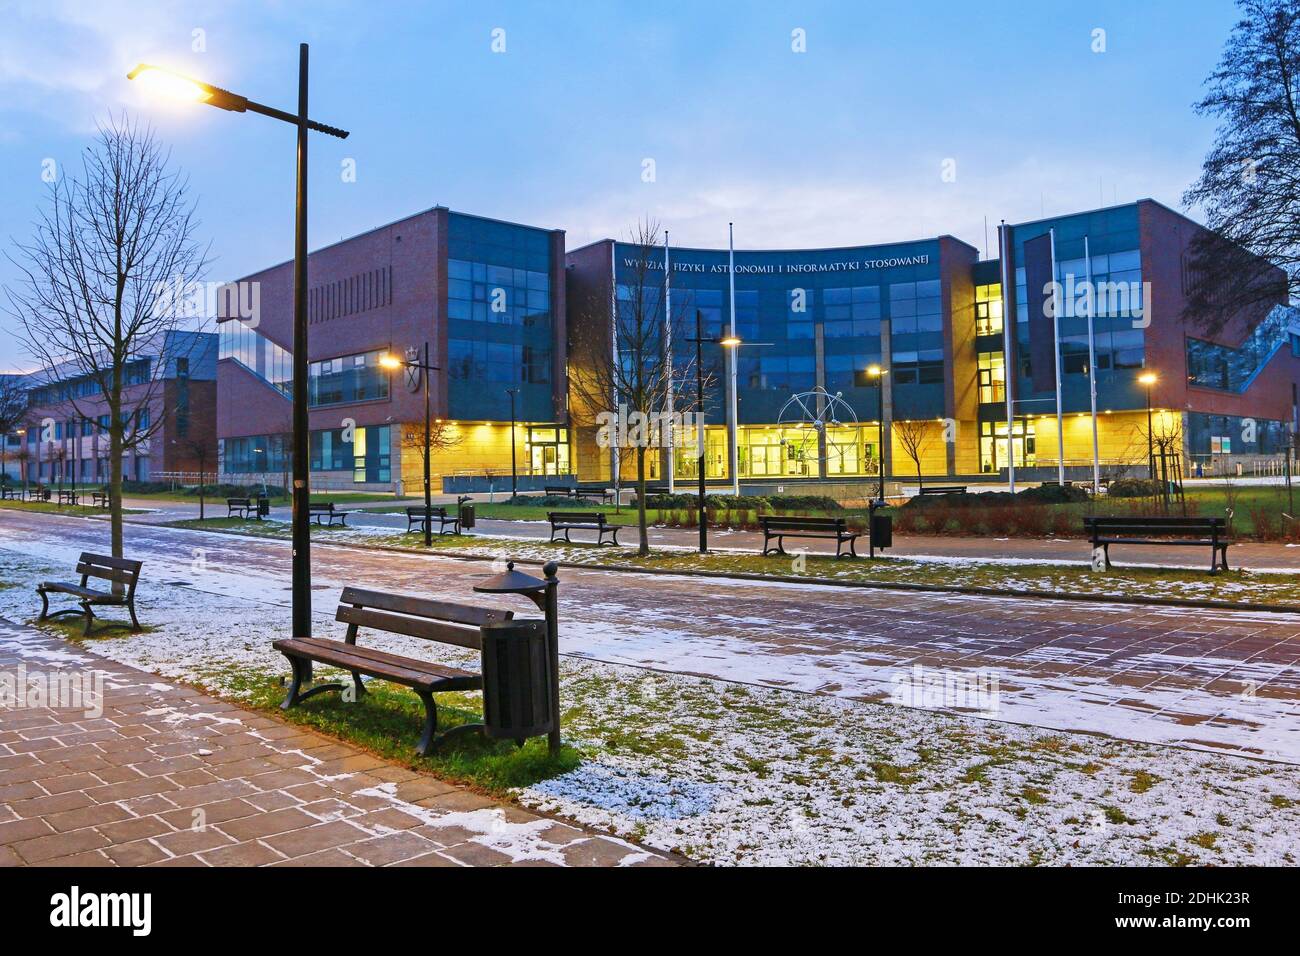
[918,485,967,496]
[1084,515,1230,574]
[227,497,257,519]
[27,486,51,502]
[544,485,576,498]
[574,483,616,504]
[405,505,460,535]
[91,490,110,508]
[761,515,864,559]
[308,501,352,526]
[36,552,143,636]
[0,486,16,500]
[548,511,621,546]
[57,489,79,506]
[273,587,513,755]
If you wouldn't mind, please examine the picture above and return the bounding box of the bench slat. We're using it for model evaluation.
[78,552,143,572]
[290,636,478,680]
[338,586,511,628]
[273,637,481,691]
[335,605,483,650]
[39,582,118,601]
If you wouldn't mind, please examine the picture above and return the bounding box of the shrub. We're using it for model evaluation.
[767,494,842,512]
[1050,509,1077,536]
[1106,478,1174,499]
[1012,507,1050,536]
[984,506,1015,536]
[1248,506,1280,541]
[1016,483,1091,504]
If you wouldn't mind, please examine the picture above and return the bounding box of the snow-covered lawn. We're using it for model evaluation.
[1,542,1297,866]
[166,515,1300,608]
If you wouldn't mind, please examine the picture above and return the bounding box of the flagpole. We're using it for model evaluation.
[998,221,1016,494]
[664,229,674,494]
[609,240,620,499]
[1049,227,1065,484]
[727,222,740,496]
[1084,236,1101,492]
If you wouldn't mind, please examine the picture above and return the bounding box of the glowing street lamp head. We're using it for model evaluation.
[127,64,213,103]
[378,353,404,370]
[1138,371,1158,387]
[865,364,883,378]
[718,336,742,347]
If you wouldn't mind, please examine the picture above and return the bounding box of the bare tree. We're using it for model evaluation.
[0,375,27,490]
[1183,0,1300,334]
[400,418,463,490]
[4,113,208,557]
[893,418,931,490]
[569,220,695,556]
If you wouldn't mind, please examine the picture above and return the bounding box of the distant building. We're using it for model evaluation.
[568,200,1300,486]
[216,207,567,491]
[211,199,1299,493]
[19,331,217,485]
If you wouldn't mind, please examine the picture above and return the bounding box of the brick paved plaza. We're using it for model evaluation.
[0,618,673,868]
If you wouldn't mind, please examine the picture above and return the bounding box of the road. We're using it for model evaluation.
[4,508,1299,763]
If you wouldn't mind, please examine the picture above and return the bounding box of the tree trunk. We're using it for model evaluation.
[109,425,124,563]
[636,445,649,557]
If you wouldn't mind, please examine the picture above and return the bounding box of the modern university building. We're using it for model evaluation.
[214,199,1300,493]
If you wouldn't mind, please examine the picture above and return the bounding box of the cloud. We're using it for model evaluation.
[0,0,232,134]
[554,155,1197,256]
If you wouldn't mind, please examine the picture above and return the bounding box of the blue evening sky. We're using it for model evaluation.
[0,0,1239,371]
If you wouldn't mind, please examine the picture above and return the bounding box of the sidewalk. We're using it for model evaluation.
[0,618,673,868]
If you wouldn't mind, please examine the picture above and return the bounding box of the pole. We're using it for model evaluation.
[876,382,885,501]
[664,231,674,494]
[727,223,740,495]
[608,241,620,504]
[696,309,707,553]
[1048,227,1065,484]
[290,42,312,641]
[1145,387,1155,483]
[998,222,1017,494]
[1084,236,1101,493]
[543,564,561,755]
[423,341,432,549]
[508,388,518,498]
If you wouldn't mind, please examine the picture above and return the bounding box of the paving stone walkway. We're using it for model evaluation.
[0,619,673,867]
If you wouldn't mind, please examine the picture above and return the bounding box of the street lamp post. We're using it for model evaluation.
[506,387,520,499]
[129,51,349,642]
[866,364,886,501]
[380,345,440,548]
[1139,371,1157,483]
[684,310,742,554]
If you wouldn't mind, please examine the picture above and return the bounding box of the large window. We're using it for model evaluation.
[977,351,1006,404]
[308,350,389,407]
[975,283,1003,336]
[218,319,292,396]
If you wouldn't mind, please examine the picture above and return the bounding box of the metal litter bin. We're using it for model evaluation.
[459,496,475,529]
[479,619,553,745]
[256,495,271,519]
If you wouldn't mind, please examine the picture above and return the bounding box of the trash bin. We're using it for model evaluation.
[459,498,475,529]
[870,512,893,551]
[256,495,270,519]
[479,619,553,745]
